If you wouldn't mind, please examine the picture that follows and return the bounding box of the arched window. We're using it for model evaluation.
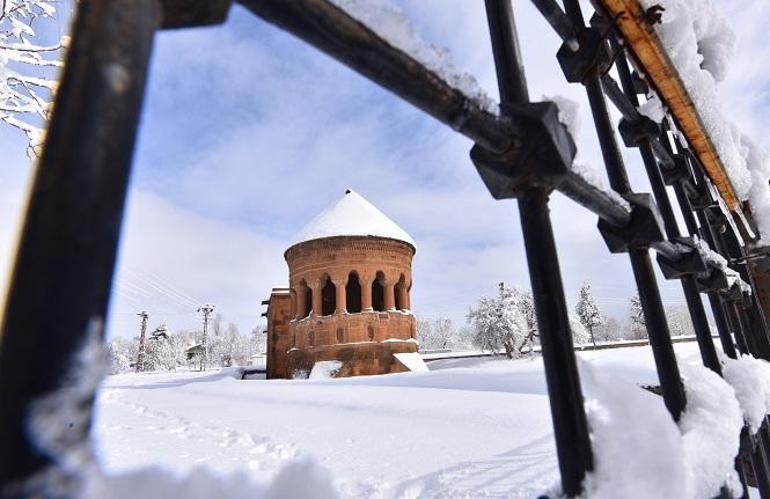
[346,272,362,313]
[395,274,408,310]
[321,276,336,316]
[372,271,385,312]
[303,282,312,318]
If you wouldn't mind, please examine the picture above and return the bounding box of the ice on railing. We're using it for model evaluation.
[579,357,743,498]
[549,94,632,213]
[690,235,751,293]
[546,94,581,139]
[328,0,499,115]
[641,0,770,243]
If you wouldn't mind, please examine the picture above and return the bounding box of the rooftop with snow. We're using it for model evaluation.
[288,189,416,250]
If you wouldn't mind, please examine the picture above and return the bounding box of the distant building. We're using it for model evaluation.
[263,189,419,379]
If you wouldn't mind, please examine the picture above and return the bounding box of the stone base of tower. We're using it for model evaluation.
[286,340,418,379]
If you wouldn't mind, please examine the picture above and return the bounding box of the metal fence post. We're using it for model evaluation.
[484,2,593,494]
[0,0,161,491]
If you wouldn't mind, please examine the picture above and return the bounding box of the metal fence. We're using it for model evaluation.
[2,0,770,497]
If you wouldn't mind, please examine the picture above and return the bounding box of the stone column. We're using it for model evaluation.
[333,277,347,314]
[310,279,323,317]
[384,278,396,311]
[396,283,408,311]
[405,280,412,310]
[361,275,373,311]
[295,284,306,319]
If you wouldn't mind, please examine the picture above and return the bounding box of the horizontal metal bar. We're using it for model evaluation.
[238,0,634,228]
[652,240,685,262]
[236,0,516,154]
[559,173,632,227]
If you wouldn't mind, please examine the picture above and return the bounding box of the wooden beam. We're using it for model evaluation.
[596,0,741,211]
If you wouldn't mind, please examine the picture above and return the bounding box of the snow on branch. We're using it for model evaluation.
[1,0,66,156]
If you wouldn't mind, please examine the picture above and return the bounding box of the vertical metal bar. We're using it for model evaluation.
[484,1,592,494]
[562,0,686,420]
[0,0,161,490]
[710,293,739,358]
[614,51,721,374]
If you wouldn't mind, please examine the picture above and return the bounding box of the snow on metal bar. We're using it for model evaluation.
[596,0,741,212]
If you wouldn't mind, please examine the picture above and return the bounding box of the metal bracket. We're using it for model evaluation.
[470,101,575,199]
[160,0,232,29]
[557,27,613,83]
[598,193,666,252]
[657,237,707,279]
[619,115,660,148]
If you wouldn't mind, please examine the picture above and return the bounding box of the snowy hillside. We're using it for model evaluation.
[90,343,753,498]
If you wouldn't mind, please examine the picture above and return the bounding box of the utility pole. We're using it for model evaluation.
[136,311,148,372]
[197,304,215,371]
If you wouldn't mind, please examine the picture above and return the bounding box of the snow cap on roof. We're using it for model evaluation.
[289,189,416,250]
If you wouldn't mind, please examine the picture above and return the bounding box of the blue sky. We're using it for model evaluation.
[2,0,769,338]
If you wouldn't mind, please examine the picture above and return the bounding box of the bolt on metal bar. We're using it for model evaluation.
[561,0,686,420]
[484,1,592,494]
[236,0,632,229]
[0,0,161,491]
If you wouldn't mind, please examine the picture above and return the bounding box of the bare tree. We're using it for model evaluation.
[1,0,67,155]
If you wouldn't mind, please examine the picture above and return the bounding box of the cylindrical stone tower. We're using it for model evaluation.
[278,188,417,378]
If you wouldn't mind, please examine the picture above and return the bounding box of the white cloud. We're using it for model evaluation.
[1,0,766,339]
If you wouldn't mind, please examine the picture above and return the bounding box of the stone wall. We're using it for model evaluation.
[265,291,292,380]
[286,340,418,378]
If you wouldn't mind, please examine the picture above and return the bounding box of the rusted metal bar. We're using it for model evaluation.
[0,0,161,492]
[562,0,686,420]
[485,1,592,495]
[594,0,742,212]
[236,0,633,229]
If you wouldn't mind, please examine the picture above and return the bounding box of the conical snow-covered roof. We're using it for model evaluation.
[289,189,416,250]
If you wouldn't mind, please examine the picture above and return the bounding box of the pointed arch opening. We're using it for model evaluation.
[321,276,336,316]
[300,280,312,318]
[346,271,362,313]
[372,271,385,312]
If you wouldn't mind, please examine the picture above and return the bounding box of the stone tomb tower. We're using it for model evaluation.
[264,189,418,379]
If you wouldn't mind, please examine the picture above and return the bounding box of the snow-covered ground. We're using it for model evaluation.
[92,343,747,497]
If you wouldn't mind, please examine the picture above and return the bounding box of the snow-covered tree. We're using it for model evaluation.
[594,316,622,342]
[108,337,137,374]
[209,323,249,367]
[628,292,647,339]
[467,282,528,359]
[144,331,182,371]
[569,314,592,346]
[667,304,695,337]
[416,317,458,351]
[1,0,67,155]
[249,326,266,357]
[575,282,602,348]
[510,288,538,353]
